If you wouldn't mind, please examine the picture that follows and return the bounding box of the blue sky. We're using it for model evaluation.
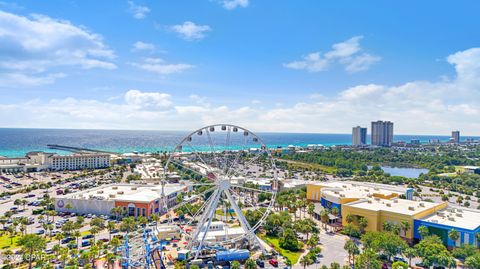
[1,0,480,134]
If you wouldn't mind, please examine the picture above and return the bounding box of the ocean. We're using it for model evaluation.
[0,128,477,158]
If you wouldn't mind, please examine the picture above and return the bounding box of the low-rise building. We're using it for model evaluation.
[54,183,186,217]
[342,198,448,240]
[414,207,480,247]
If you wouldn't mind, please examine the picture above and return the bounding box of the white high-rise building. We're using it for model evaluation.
[371,121,394,146]
[352,126,367,146]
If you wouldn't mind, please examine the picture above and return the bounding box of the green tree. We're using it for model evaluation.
[418,225,429,238]
[245,258,257,269]
[300,255,312,269]
[403,247,417,267]
[415,235,450,267]
[358,217,368,233]
[448,229,460,248]
[18,234,47,269]
[400,220,410,237]
[355,248,382,269]
[465,254,480,269]
[279,228,300,251]
[330,262,341,269]
[344,239,360,266]
[231,261,241,269]
[392,261,408,269]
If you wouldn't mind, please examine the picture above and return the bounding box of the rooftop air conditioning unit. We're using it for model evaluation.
[457,209,463,213]
[112,186,118,190]
[117,191,124,194]
[408,206,415,211]
[431,220,438,223]
[419,203,425,207]
[109,194,116,198]
[456,213,463,217]
[367,200,372,203]
[340,194,345,197]
[448,217,455,221]
[97,190,104,194]
[394,200,399,203]
[386,203,392,207]
[131,187,137,190]
[437,212,445,217]
[375,197,380,201]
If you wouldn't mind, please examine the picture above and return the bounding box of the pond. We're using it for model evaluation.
[380,166,429,178]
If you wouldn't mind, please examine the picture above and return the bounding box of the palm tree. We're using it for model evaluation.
[300,255,312,269]
[331,207,339,217]
[400,220,411,237]
[231,261,241,269]
[74,230,81,248]
[346,214,354,224]
[244,258,257,269]
[55,232,64,244]
[90,226,99,243]
[358,217,368,233]
[151,213,159,228]
[18,234,47,269]
[107,221,116,240]
[403,247,416,267]
[320,209,329,231]
[418,225,429,238]
[106,252,117,269]
[344,239,360,266]
[448,229,460,248]
[7,225,15,245]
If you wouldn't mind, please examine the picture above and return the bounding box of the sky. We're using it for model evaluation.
[1,0,480,135]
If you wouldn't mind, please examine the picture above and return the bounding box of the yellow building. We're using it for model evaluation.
[341,198,448,239]
[306,181,403,216]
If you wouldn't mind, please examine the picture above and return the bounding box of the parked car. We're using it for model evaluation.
[82,234,94,240]
[256,259,265,268]
[269,259,278,267]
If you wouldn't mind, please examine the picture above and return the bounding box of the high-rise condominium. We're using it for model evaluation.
[371,121,394,146]
[452,130,460,143]
[352,126,367,146]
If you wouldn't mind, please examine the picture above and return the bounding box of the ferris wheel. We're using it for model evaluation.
[163,124,278,258]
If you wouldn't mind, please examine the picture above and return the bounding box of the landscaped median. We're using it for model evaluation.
[260,234,304,264]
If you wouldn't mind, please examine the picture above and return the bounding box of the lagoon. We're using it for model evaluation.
[381,166,429,178]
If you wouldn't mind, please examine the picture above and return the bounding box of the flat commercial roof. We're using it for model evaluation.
[60,183,185,203]
[419,207,480,231]
[345,198,442,216]
[310,181,404,203]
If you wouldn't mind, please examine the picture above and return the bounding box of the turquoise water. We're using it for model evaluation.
[0,128,477,158]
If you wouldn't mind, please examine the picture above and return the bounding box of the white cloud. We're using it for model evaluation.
[127,1,150,19]
[132,41,155,52]
[124,89,172,110]
[0,72,66,87]
[217,0,249,10]
[130,57,194,75]
[169,21,211,41]
[2,48,480,134]
[284,36,381,73]
[0,10,116,87]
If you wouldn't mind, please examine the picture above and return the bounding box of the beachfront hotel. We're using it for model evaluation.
[307,181,480,247]
[0,151,110,173]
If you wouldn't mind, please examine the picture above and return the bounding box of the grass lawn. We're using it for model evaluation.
[0,234,21,249]
[260,235,303,264]
[279,159,337,174]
